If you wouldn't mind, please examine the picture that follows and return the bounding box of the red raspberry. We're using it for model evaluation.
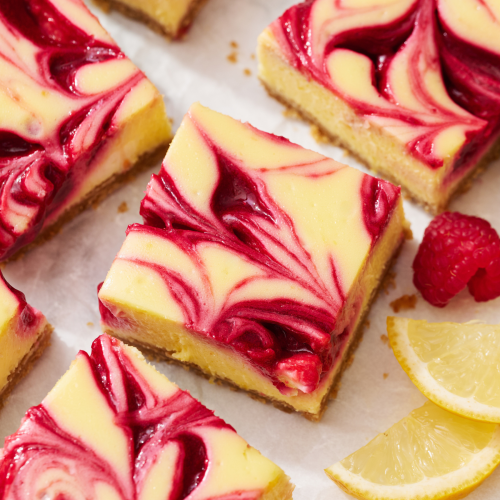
[413,212,500,307]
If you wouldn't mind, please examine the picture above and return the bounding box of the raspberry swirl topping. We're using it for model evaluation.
[272,0,500,170]
[0,335,281,500]
[0,0,147,260]
[99,104,401,395]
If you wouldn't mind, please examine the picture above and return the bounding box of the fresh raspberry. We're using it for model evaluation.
[413,212,500,307]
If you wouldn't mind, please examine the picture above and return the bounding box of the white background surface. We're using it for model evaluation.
[2,1,500,498]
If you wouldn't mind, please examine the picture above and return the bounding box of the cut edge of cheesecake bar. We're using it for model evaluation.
[0,334,295,499]
[6,88,172,263]
[0,322,53,410]
[7,142,169,263]
[99,198,407,422]
[257,28,500,215]
[93,0,209,40]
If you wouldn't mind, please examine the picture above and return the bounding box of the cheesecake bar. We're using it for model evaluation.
[0,334,294,500]
[98,103,406,420]
[258,0,500,213]
[0,0,171,262]
[0,271,52,409]
[95,0,208,40]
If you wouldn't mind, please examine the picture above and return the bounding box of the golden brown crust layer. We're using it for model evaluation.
[93,0,209,40]
[261,79,500,215]
[6,141,170,263]
[0,323,53,410]
[112,236,405,422]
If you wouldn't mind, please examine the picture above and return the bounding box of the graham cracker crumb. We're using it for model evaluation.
[87,322,94,327]
[250,53,255,60]
[230,41,238,49]
[310,124,331,144]
[382,270,397,295]
[364,320,370,329]
[383,373,389,379]
[380,334,389,346]
[243,68,252,76]
[227,51,238,64]
[329,382,342,400]
[282,107,302,120]
[117,201,129,213]
[390,294,417,313]
[403,221,413,240]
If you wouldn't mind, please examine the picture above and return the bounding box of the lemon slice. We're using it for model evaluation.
[388,317,500,423]
[326,402,500,500]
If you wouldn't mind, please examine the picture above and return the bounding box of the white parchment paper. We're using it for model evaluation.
[2,1,500,498]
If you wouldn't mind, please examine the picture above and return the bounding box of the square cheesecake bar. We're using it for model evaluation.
[98,103,406,420]
[0,0,171,262]
[95,0,209,39]
[258,0,500,213]
[0,271,52,409]
[0,334,294,500]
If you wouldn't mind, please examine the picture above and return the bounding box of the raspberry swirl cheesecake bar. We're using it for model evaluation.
[0,0,171,262]
[258,0,500,213]
[0,271,52,409]
[98,103,406,420]
[95,0,209,40]
[0,334,294,500]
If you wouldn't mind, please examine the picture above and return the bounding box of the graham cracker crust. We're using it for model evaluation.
[0,323,53,410]
[261,79,500,215]
[6,141,169,263]
[112,235,405,422]
[93,0,209,40]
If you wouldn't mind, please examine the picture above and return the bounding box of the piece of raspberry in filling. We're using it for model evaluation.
[0,0,171,262]
[0,334,294,500]
[0,270,52,408]
[98,103,407,420]
[258,0,500,213]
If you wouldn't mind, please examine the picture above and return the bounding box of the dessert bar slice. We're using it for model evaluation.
[258,0,500,213]
[0,0,171,261]
[98,103,406,420]
[0,271,52,409]
[0,334,294,500]
[96,0,208,40]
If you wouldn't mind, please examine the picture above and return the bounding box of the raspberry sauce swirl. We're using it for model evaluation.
[99,104,401,396]
[272,0,500,170]
[0,335,279,500]
[0,0,146,261]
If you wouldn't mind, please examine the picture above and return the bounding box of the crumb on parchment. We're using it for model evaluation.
[117,201,129,213]
[390,294,417,313]
[381,270,397,295]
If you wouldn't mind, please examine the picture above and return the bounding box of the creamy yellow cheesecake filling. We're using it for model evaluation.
[0,335,294,500]
[0,271,50,400]
[98,103,406,419]
[0,0,171,260]
[258,0,500,212]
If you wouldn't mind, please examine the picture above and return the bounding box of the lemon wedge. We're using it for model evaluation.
[325,401,500,500]
[388,317,500,423]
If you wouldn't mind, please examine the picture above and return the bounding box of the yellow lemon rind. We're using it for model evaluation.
[387,316,500,424]
[325,423,500,500]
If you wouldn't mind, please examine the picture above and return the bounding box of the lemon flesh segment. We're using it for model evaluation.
[388,316,500,423]
[325,402,500,500]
